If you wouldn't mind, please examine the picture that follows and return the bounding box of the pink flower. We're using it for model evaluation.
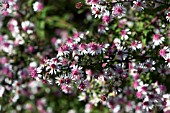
[112,4,126,18]
[102,11,110,24]
[31,68,37,78]
[136,91,143,99]
[79,43,88,55]
[159,46,170,57]
[159,49,166,57]
[78,82,86,91]
[86,0,99,5]
[51,37,56,44]
[61,84,72,94]
[28,46,34,53]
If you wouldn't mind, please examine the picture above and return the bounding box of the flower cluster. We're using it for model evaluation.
[0,0,170,113]
[35,29,170,112]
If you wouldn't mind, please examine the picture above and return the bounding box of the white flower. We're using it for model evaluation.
[133,0,144,11]
[166,12,170,22]
[14,34,25,45]
[98,24,109,33]
[0,85,5,97]
[46,62,60,75]
[114,38,121,47]
[89,92,100,106]
[91,4,106,18]
[71,65,83,80]
[28,81,42,94]
[158,65,170,75]
[145,59,156,71]
[142,97,154,112]
[78,92,87,101]
[57,45,70,57]
[164,53,170,67]
[163,94,170,112]
[87,43,102,55]
[33,1,43,12]
[112,105,121,113]
[120,29,131,40]
[21,21,34,34]
[78,43,88,55]
[29,62,37,68]
[131,40,142,51]
[152,34,164,46]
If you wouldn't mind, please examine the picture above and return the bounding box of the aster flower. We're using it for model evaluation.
[116,47,128,61]
[125,101,135,112]
[145,59,156,71]
[71,65,83,80]
[166,12,170,22]
[87,42,102,55]
[46,62,60,75]
[1,0,18,16]
[30,68,37,78]
[133,0,144,11]
[159,46,170,57]
[85,103,93,113]
[120,29,131,40]
[142,97,154,112]
[113,38,121,47]
[2,40,14,54]
[57,45,70,57]
[55,75,65,86]
[135,63,147,74]
[114,63,127,76]
[86,0,99,5]
[130,40,143,51]
[71,43,79,56]
[155,84,166,95]
[89,92,100,106]
[78,82,86,91]
[162,94,170,112]
[102,11,111,24]
[91,4,102,18]
[98,24,109,33]
[0,0,9,11]
[112,4,126,18]
[28,81,42,94]
[164,53,170,67]
[0,85,5,97]
[7,19,20,37]
[73,32,85,43]
[33,1,43,12]
[78,43,88,55]
[21,21,34,34]
[152,34,164,46]
[61,84,72,94]
[136,81,149,95]
[158,65,170,76]
[58,57,70,66]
